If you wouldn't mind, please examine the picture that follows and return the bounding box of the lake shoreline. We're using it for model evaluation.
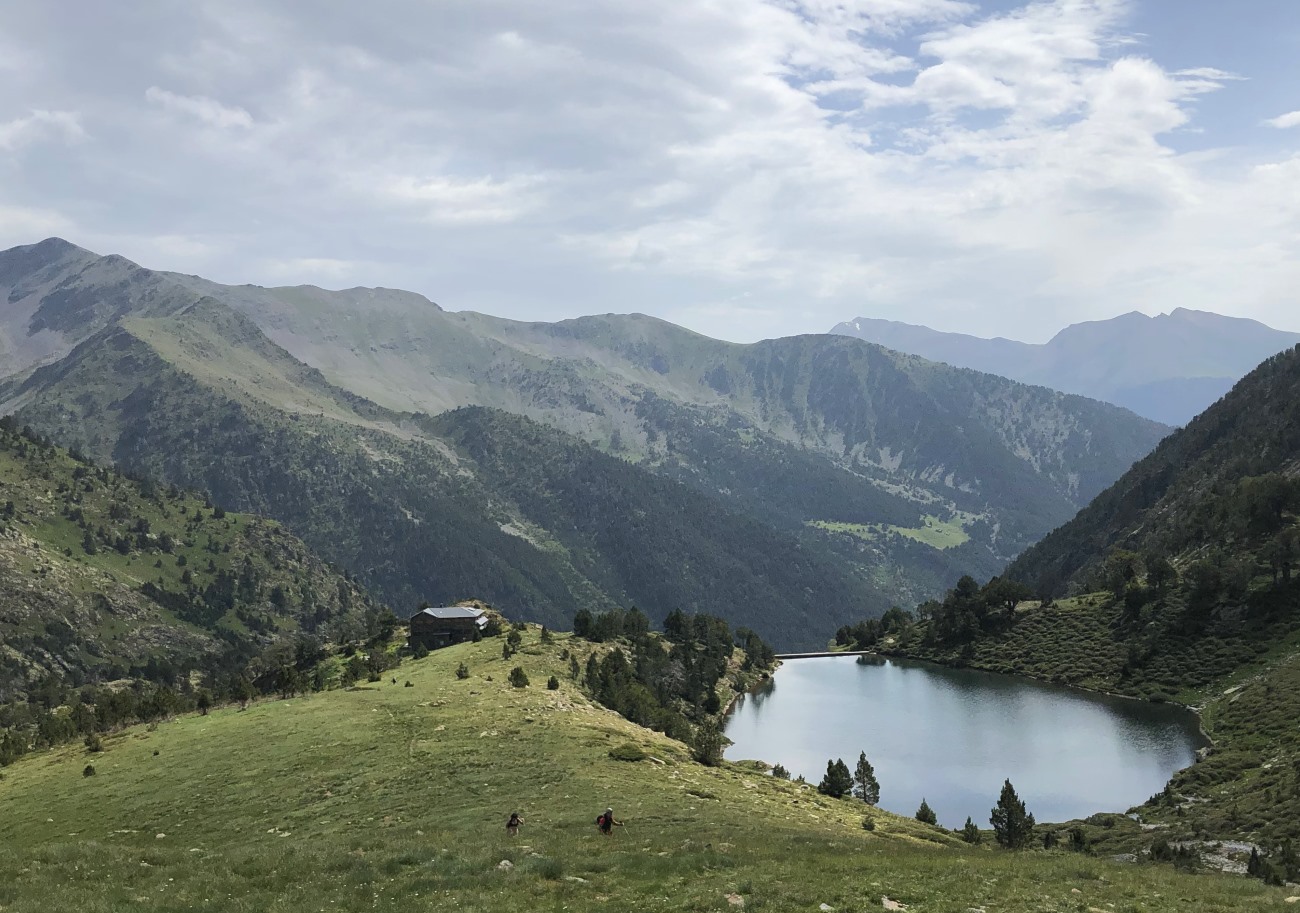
[725,651,1210,828]
[872,647,1216,750]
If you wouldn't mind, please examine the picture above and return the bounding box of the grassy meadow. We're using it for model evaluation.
[0,628,1290,912]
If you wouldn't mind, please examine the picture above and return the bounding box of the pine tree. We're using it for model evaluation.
[1247,846,1263,878]
[915,798,937,825]
[817,758,853,798]
[853,751,880,805]
[990,779,1035,849]
[961,817,981,843]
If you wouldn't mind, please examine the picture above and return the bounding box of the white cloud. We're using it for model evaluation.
[0,109,84,150]
[0,203,75,248]
[1264,110,1300,130]
[145,86,254,129]
[259,257,361,282]
[0,0,1297,341]
[378,174,546,225]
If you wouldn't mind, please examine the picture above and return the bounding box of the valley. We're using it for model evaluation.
[0,238,1169,647]
[0,627,1287,913]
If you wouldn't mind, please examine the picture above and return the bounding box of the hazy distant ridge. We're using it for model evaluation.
[831,310,1300,425]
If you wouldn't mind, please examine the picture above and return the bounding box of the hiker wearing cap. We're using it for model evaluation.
[595,807,623,836]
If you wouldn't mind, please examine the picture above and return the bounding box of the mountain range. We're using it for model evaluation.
[0,239,1168,648]
[831,310,1300,426]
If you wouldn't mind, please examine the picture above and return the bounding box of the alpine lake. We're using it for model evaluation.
[724,655,1208,828]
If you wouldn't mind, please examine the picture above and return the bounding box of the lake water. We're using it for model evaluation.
[724,655,1208,828]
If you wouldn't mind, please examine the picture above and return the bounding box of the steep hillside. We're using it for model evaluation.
[165,250,1168,560]
[875,346,1300,863]
[0,420,386,702]
[832,310,1300,425]
[0,240,1169,643]
[2,311,893,647]
[0,628,1284,913]
[1007,344,1300,596]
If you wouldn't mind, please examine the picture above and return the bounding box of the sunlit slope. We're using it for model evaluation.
[6,315,893,646]
[167,267,1169,561]
[0,421,383,700]
[0,630,1286,913]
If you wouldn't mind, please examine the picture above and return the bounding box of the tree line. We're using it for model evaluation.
[570,606,776,764]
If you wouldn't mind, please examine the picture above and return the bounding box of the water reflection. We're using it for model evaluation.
[724,655,1207,828]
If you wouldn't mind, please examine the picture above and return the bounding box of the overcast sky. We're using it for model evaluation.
[1,1,1298,343]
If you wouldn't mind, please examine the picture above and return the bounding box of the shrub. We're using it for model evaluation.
[84,733,103,753]
[547,675,560,690]
[508,667,530,688]
[82,764,96,778]
[691,722,725,767]
[456,662,470,680]
[608,742,648,762]
[530,857,563,880]
[862,816,876,831]
[771,763,791,780]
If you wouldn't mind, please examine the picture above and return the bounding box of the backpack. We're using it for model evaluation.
[596,814,607,827]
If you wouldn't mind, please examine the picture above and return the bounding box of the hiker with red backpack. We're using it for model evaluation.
[595,807,624,836]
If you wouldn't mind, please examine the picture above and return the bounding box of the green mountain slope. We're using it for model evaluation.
[3,310,891,647]
[1007,344,1300,597]
[176,274,1168,554]
[0,419,386,702]
[0,239,1170,645]
[0,629,1283,913]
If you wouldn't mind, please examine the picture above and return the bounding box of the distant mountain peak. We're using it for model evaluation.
[834,308,1300,426]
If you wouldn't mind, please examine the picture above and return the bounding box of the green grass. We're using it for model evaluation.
[810,513,972,551]
[0,628,1288,912]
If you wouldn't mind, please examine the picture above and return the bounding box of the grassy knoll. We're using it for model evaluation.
[0,628,1288,912]
[810,513,972,551]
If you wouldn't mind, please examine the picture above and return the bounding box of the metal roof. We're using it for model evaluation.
[413,606,487,621]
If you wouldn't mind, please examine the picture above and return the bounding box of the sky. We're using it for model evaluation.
[1,0,1298,343]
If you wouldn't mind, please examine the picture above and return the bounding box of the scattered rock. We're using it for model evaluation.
[882,898,908,911]
[155,833,165,839]
[726,893,745,908]
[1071,888,1083,894]
[820,905,835,911]
[1110,853,1137,864]
[563,875,589,884]
[1285,898,1300,905]
[497,860,514,872]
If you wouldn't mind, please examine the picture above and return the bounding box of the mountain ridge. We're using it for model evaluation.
[0,239,1170,645]
[832,309,1300,425]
